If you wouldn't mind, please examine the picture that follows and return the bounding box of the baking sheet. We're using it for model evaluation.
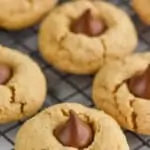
[0,0,150,149]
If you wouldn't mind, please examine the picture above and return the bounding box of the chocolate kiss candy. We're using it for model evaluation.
[0,64,11,84]
[71,9,106,36]
[54,110,93,148]
[127,65,150,99]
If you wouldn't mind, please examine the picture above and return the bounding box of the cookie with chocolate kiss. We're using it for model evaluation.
[54,110,93,148]
[39,0,137,74]
[0,45,46,124]
[93,52,150,135]
[15,103,129,150]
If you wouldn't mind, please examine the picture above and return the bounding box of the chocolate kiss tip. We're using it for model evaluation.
[54,110,93,148]
[82,9,92,16]
[127,65,150,99]
[0,64,11,85]
[71,9,106,36]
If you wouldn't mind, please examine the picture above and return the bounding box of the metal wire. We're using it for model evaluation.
[0,0,150,149]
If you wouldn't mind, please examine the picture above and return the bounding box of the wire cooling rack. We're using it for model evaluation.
[0,0,150,149]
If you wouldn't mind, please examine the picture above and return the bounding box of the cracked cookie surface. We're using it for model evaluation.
[132,0,150,25]
[39,0,137,75]
[0,0,58,30]
[15,103,129,150]
[0,45,46,123]
[93,52,150,135]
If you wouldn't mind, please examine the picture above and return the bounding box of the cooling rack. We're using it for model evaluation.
[0,0,150,149]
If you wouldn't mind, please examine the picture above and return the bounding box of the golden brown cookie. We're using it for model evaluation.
[0,0,58,30]
[0,45,46,123]
[15,103,129,150]
[132,0,150,25]
[93,52,150,135]
[39,0,137,75]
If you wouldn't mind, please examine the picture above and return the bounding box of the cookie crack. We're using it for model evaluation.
[112,80,126,93]
[26,0,34,6]
[111,80,138,131]
[9,86,15,103]
[20,102,26,114]
[129,100,138,131]
[41,148,49,150]
[112,81,128,124]
[59,34,67,44]
[61,109,69,117]
[59,34,74,65]
[113,94,128,124]
[45,111,52,117]
[59,34,69,52]
[101,38,107,64]
[8,85,26,114]
[27,0,33,3]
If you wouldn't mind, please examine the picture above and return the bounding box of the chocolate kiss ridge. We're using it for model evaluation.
[0,64,11,85]
[54,110,93,148]
[71,9,106,36]
[127,65,150,99]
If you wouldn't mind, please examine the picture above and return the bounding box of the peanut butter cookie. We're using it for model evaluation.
[132,0,150,25]
[0,45,46,123]
[0,0,58,30]
[93,52,150,135]
[39,0,137,75]
[15,103,129,150]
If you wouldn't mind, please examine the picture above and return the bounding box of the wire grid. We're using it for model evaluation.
[0,0,150,149]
